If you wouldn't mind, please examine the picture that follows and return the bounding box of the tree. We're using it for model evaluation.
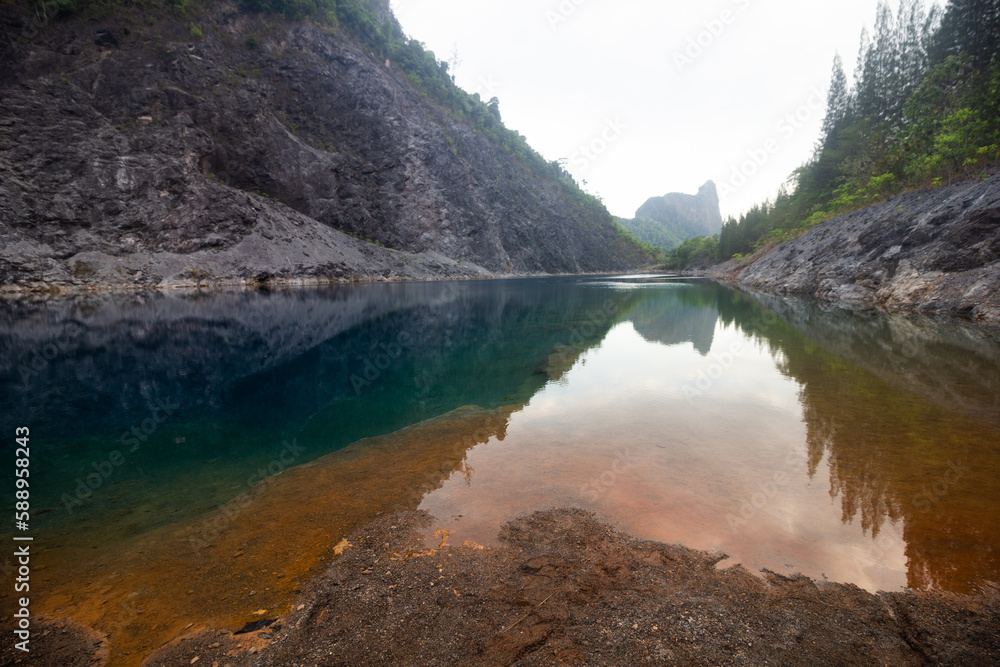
[447,43,461,83]
[852,1,934,130]
[487,97,501,121]
[821,54,850,148]
[932,0,1000,67]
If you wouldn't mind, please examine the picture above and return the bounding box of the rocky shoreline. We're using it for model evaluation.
[707,171,1000,322]
[8,508,999,666]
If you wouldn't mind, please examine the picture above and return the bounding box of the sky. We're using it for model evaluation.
[389,0,915,220]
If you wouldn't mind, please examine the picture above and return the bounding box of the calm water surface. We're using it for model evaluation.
[2,276,999,661]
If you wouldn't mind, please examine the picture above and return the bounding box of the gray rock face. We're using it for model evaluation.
[0,3,649,292]
[718,172,1000,321]
[629,180,724,241]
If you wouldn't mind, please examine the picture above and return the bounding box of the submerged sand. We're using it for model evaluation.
[5,388,998,665]
[3,406,514,666]
[9,508,999,666]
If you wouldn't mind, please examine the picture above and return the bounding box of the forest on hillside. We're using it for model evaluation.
[669,0,1000,269]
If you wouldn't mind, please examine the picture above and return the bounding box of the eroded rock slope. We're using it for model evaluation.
[0,2,649,291]
[720,171,1000,321]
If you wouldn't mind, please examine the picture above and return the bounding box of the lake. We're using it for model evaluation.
[2,276,999,663]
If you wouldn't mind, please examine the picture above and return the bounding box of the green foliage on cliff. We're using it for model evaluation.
[237,0,650,261]
[27,0,652,263]
[668,235,719,269]
[670,0,1000,269]
[611,222,669,263]
[615,217,683,252]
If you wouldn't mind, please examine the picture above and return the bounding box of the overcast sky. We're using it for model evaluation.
[389,0,934,221]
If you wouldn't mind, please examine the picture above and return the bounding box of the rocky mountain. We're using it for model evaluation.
[618,180,723,250]
[0,1,651,292]
[712,170,1000,322]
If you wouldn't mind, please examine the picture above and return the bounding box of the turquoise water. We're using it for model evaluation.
[2,276,999,594]
[1,279,625,542]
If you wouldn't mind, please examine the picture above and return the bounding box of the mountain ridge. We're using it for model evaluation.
[0,0,653,292]
[618,180,723,251]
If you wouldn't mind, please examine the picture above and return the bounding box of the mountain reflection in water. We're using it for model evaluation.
[1,276,998,663]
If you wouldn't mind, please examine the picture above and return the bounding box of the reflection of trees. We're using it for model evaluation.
[702,284,1000,593]
[803,402,904,539]
[801,406,827,480]
[749,293,1000,431]
[796,378,998,590]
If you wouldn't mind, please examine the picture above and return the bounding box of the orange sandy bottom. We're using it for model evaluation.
[30,405,516,667]
[26,382,1000,666]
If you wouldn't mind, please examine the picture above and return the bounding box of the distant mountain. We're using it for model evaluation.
[619,181,723,251]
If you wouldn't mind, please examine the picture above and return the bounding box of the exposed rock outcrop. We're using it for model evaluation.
[0,2,650,292]
[714,171,1000,321]
[138,509,1000,667]
[619,180,724,250]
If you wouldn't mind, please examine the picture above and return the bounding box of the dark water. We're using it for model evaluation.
[2,277,999,600]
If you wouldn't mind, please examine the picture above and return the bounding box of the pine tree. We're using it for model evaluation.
[853,26,872,102]
[821,54,850,148]
[932,0,1000,67]
[892,0,935,128]
[852,1,934,129]
[871,1,900,125]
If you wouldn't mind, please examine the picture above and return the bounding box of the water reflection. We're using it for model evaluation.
[625,288,718,354]
[418,280,1000,594]
[701,287,1000,591]
[0,280,649,542]
[0,277,997,636]
[727,292,1000,592]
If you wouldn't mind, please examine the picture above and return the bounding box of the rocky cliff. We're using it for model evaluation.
[0,1,651,292]
[619,180,723,250]
[714,171,1000,322]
